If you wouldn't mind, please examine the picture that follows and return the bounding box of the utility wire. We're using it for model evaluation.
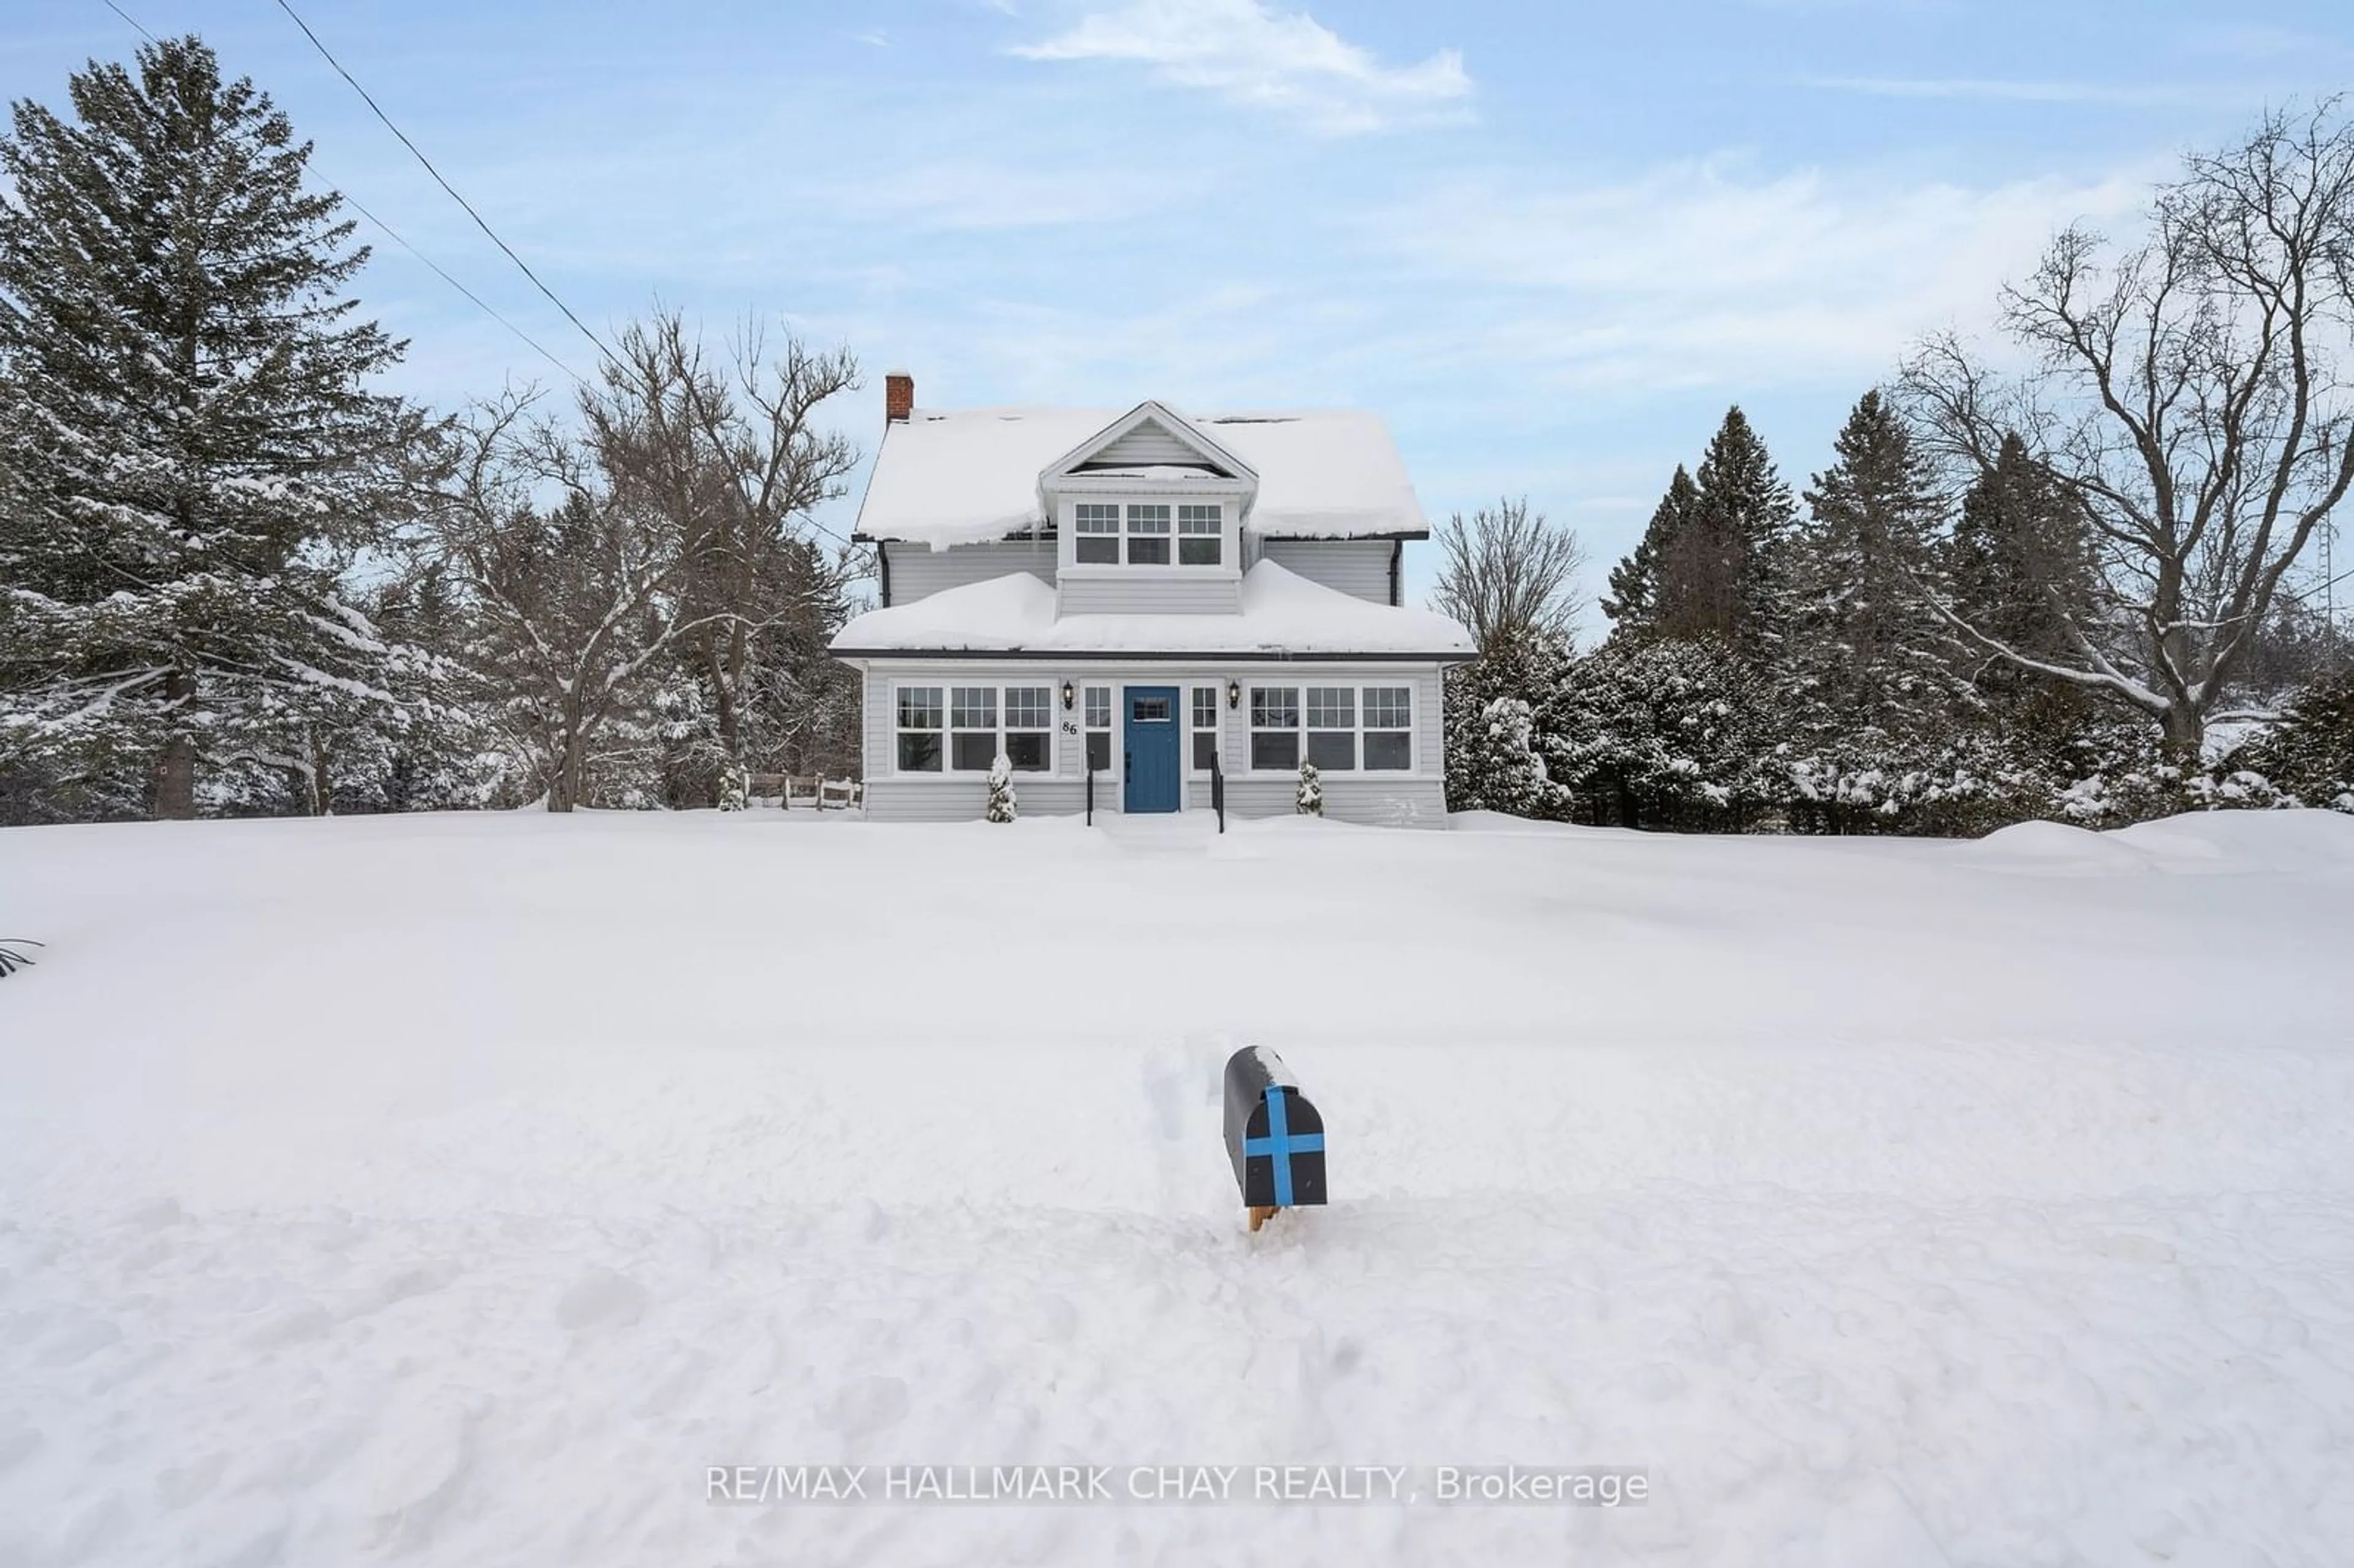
[99,0,584,387]
[268,0,859,551]
[101,0,859,552]
[100,0,151,40]
[327,186,586,387]
[267,0,624,378]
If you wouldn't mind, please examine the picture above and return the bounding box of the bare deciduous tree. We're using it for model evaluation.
[583,311,861,787]
[1430,496,1586,653]
[424,389,707,811]
[417,312,864,811]
[1901,101,2354,756]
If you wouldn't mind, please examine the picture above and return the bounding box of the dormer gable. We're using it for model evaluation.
[1040,401,1259,489]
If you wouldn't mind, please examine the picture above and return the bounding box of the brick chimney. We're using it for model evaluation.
[884,370,914,424]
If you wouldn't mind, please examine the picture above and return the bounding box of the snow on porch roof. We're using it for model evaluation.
[853,406,1430,549]
[830,560,1474,660]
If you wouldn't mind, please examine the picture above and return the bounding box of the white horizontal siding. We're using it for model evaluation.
[864,779,1090,821]
[1258,539,1393,604]
[1077,419,1219,471]
[1057,575,1242,616]
[1200,777,1448,828]
[884,539,1054,604]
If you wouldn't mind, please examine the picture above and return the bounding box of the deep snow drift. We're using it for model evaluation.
[3,808,2352,1566]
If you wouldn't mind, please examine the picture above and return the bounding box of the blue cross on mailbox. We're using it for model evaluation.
[1244,1086,1324,1206]
[1223,1047,1328,1225]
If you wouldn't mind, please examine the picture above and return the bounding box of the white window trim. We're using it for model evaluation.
[881,674,1423,791]
[1072,503,1121,566]
[891,679,1058,779]
[1244,681,1417,778]
[1186,683,1225,777]
[1081,683,1116,784]
[1054,494,1240,577]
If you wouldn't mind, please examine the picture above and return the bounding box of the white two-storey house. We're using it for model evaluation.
[831,375,1474,826]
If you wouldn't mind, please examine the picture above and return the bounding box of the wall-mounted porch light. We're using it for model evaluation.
[1226,679,1241,710]
[1061,680,1076,711]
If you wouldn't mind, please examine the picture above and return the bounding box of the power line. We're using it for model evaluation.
[100,0,151,40]
[97,0,584,387]
[265,0,859,552]
[326,186,587,387]
[267,0,624,378]
[97,0,859,552]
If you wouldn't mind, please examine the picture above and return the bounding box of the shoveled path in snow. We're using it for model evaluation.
[2,809,2352,1566]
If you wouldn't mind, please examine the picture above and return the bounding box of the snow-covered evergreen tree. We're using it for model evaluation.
[1792,393,1952,715]
[1446,696,1561,817]
[0,37,424,818]
[717,765,747,812]
[1442,628,1572,816]
[1295,758,1323,816]
[1602,465,1696,635]
[2235,668,2354,812]
[1659,408,1799,655]
[1946,433,2106,765]
[1779,390,1971,828]
[986,752,1016,823]
[1550,638,1777,831]
[361,565,514,812]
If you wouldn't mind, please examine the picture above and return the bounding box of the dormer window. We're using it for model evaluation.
[1126,504,1171,564]
[1075,503,1119,564]
[1062,498,1229,570]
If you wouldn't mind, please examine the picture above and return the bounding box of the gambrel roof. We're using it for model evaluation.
[853,404,1430,549]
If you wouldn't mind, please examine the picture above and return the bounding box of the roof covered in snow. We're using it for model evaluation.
[853,405,1430,548]
[831,560,1473,660]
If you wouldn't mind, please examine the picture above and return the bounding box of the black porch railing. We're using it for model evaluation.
[1211,751,1225,834]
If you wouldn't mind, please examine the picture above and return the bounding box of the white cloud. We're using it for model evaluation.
[1359,156,2162,398]
[1010,0,1470,134]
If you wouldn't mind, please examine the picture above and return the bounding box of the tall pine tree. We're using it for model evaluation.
[1947,432,2106,766]
[1602,464,1696,636]
[1608,409,1796,654]
[0,37,424,818]
[1789,393,1956,739]
[1663,406,1797,655]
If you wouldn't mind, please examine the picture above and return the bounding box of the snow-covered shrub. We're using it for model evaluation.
[1442,631,1574,818]
[2231,668,2354,813]
[718,766,747,812]
[1446,695,1564,819]
[1295,759,1323,816]
[986,753,1017,823]
[1550,637,1777,831]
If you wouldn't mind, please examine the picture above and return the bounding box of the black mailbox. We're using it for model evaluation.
[1223,1046,1326,1229]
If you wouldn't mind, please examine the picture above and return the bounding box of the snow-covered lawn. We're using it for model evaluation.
[4,808,2352,1567]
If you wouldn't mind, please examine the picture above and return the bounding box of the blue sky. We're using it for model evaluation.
[7,0,2352,623]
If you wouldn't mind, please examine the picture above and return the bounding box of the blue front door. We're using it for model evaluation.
[1123,687,1181,813]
